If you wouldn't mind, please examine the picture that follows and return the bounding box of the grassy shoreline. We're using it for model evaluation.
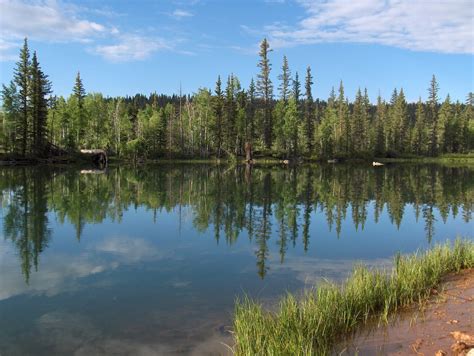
[232,239,474,355]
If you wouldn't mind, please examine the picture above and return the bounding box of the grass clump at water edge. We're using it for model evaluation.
[232,239,474,355]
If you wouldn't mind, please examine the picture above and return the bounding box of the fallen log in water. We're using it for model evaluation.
[80,149,108,166]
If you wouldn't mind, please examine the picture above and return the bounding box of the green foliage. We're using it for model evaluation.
[2,38,473,160]
[233,239,474,355]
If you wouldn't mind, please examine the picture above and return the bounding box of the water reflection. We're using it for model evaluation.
[0,163,472,283]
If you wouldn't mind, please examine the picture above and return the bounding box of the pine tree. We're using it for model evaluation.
[303,66,314,154]
[427,75,439,155]
[224,74,237,153]
[336,81,349,155]
[247,78,256,144]
[278,56,291,102]
[213,76,224,157]
[256,38,273,149]
[293,71,301,103]
[373,95,386,156]
[72,72,86,148]
[351,88,367,154]
[412,98,427,155]
[13,38,31,157]
[392,88,408,153]
[30,51,52,156]
[437,95,452,153]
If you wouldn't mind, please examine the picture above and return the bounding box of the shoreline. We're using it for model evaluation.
[231,240,474,355]
[338,268,473,355]
[1,153,473,167]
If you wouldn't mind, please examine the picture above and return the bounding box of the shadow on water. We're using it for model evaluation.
[1,163,472,283]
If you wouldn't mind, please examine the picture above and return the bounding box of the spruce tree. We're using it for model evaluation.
[247,78,256,144]
[73,72,86,148]
[392,88,408,153]
[303,66,314,153]
[412,98,427,155]
[293,71,301,102]
[13,38,31,157]
[278,55,291,102]
[427,75,439,155]
[256,38,273,149]
[336,81,349,155]
[213,76,224,157]
[30,51,51,156]
[437,95,452,153]
[351,88,367,154]
[373,95,386,156]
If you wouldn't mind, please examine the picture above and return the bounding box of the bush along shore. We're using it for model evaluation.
[232,239,474,355]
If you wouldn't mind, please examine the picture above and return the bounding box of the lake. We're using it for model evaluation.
[0,163,472,355]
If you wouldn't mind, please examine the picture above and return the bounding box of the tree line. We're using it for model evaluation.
[1,38,473,160]
[1,164,472,281]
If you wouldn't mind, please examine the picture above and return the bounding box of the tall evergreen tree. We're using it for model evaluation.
[73,71,86,147]
[13,38,31,157]
[247,78,256,145]
[213,76,224,157]
[427,75,439,155]
[392,88,408,153]
[256,38,273,149]
[351,88,368,153]
[278,55,291,102]
[373,95,386,156]
[412,98,427,155]
[303,66,314,153]
[336,81,349,155]
[436,95,452,153]
[30,51,51,156]
[224,74,237,153]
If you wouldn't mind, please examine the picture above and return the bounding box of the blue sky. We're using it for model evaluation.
[0,0,472,102]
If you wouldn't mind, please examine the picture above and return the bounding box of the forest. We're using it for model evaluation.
[1,38,473,160]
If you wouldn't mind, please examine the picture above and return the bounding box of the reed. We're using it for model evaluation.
[232,239,474,355]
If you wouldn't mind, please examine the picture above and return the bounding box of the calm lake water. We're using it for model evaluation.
[0,163,472,355]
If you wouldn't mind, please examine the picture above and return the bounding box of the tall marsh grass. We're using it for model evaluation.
[232,239,474,355]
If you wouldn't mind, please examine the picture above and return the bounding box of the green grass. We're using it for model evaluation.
[232,239,474,355]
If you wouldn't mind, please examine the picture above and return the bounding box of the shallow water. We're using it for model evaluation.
[0,163,472,355]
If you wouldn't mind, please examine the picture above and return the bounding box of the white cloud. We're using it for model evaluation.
[94,235,163,261]
[0,0,176,62]
[0,38,20,60]
[265,0,474,54]
[93,34,171,62]
[0,235,168,301]
[0,0,107,42]
[171,9,194,18]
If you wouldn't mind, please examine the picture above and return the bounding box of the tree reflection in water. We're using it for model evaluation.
[0,164,472,281]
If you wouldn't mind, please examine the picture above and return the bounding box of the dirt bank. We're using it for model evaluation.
[338,269,474,355]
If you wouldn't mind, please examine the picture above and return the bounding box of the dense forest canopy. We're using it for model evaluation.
[1,38,473,160]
